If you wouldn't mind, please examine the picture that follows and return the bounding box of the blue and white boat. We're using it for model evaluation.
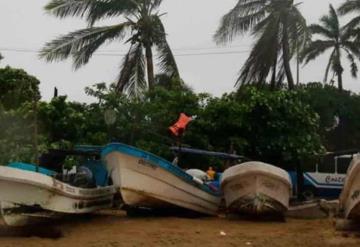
[289,152,356,199]
[102,143,221,215]
[0,147,116,226]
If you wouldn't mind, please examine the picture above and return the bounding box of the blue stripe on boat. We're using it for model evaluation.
[7,162,56,176]
[101,143,221,196]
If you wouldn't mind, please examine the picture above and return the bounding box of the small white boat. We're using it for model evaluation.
[339,154,360,220]
[0,146,117,226]
[0,165,116,226]
[221,162,292,215]
[102,143,221,215]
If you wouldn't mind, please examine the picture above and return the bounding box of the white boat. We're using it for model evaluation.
[339,154,360,220]
[0,165,116,226]
[221,162,292,215]
[102,143,221,215]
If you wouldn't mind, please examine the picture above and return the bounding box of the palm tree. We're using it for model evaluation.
[40,0,179,98]
[302,4,360,91]
[214,0,309,90]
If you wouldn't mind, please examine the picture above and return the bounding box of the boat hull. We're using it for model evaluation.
[340,155,360,219]
[0,166,116,215]
[221,162,292,215]
[1,202,62,227]
[103,144,220,215]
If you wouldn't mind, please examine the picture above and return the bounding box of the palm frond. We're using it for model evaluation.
[319,5,340,37]
[342,41,360,59]
[338,0,360,15]
[40,23,131,69]
[116,43,147,98]
[309,24,334,39]
[45,0,138,26]
[324,48,336,82]
[237,15,280,87]
[344,48,358,77]
[342,19,360,41]
[301,40,334,64]
[152,16,179,79]
[287,6,311,54]
[214,0,267,44]
[149,0,163,13]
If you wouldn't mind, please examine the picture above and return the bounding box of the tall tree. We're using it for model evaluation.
[40,0,179,98]
[302,5,360,91]
[214,0,309,90]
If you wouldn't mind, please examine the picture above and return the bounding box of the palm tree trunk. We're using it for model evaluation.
[335,47,344,92]
[282,22,295,90]
[145,44,155,90]
[270,54,278,90]
[338,71,343,91]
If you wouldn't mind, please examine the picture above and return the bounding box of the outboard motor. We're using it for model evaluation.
[72,166,96,188]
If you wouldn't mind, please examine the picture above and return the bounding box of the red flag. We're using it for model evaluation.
[169,113,193,137]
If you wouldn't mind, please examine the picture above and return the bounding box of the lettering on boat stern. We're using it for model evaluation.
[53,179,77,194]
[78,188,113,196]
[325,175,345,184]
[351,190,360,201]
[138,159,158,170]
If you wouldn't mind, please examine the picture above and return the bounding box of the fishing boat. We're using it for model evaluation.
[339,154,360,220]
[0,148,116,226]
[102,143,222,215]
[221,162,292,215]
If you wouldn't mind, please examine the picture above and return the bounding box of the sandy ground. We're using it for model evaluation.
[0,210,359,247]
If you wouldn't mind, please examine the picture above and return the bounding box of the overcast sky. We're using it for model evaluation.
[0,0,355,102]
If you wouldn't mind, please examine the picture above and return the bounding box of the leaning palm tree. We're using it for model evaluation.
[214,0,309,90]
[40,0,179,98]
[302,4,360,91]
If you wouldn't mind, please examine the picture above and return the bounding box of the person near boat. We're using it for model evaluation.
[207,166,216,181]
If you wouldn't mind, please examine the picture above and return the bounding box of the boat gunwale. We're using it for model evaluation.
[221,169,292,189]
[101,143,222,197]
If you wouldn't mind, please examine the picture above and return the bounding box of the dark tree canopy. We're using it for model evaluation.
[0,66,41,110]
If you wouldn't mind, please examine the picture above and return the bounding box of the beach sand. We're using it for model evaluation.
[0,210,359,247]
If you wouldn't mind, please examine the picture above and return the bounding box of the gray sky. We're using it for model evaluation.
[0,0,355,102]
